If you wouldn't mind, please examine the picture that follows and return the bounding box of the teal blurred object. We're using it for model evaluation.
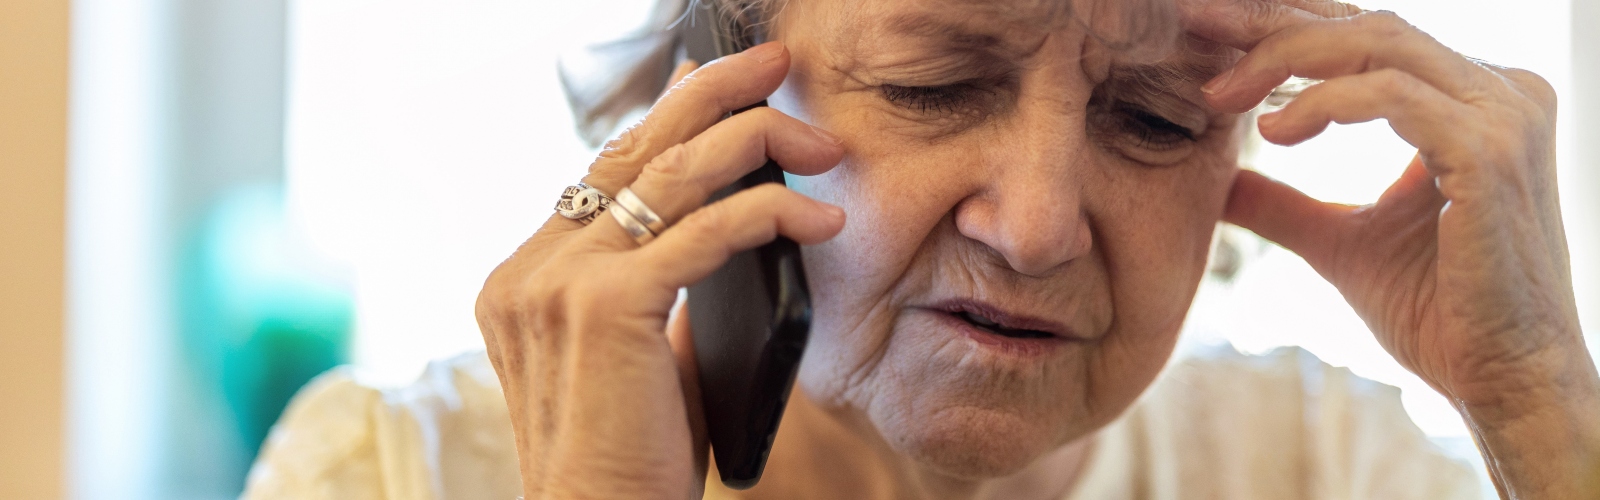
[178,185,353,468]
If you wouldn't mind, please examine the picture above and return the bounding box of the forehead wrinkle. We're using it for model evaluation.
[886,12,1001,49]
[879,10,1058,57]
[927,0,1077,27]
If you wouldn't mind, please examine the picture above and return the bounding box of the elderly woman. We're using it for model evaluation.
[244,0,1600,498]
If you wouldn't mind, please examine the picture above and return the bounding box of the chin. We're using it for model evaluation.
[884,405,1064,479]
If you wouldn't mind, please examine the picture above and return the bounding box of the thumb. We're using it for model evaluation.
[665,298,709,496]
[1223,169,1355,270]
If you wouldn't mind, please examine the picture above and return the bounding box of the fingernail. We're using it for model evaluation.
[1203,68,1234,95]
[809,125,843,146]
[1257,111,1281,129]
[746,41,785,64]
[820,203,845,220]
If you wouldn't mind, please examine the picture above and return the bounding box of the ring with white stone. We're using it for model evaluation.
[554,183,613,225]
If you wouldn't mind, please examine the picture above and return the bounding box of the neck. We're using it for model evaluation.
[709,390,1095,500]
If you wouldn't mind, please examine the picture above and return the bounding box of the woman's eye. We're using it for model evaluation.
[1086,90,1203,166]
[1114,104,1196,152]
[880,84,982,115]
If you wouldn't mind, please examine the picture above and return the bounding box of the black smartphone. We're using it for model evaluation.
[679,1,813,490]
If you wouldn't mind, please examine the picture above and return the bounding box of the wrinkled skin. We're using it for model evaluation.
[768,0,1244,485]
[473,0,1600,498]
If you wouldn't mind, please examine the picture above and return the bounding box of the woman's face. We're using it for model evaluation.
[767,0,1244,477]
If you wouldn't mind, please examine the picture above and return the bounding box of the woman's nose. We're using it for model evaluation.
[952,146,1094,278]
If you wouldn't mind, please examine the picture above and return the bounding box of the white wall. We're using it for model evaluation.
[1571,0,1600,362]
[68,0,172,497]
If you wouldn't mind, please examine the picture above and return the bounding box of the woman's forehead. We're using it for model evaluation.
[812,0,1232,82]
[836,0,1179,45]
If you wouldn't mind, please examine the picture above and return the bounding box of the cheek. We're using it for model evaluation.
[1080,150,1238,414]
[785,155,951,405]
[784,114,988,406]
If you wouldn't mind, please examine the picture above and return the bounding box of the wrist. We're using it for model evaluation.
[1445,339,1600,427]
[1445,340,1600,498]
[1455,394,1600,499]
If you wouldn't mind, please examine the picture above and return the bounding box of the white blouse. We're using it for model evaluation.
[242,346,1482,499]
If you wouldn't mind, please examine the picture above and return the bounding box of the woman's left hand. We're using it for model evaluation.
[1183,0,1600,496]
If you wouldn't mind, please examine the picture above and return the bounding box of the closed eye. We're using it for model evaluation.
[1116,103,1196,150]
[880,83,984,115]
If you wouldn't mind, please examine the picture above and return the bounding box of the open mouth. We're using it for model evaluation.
[952,310,1057,339]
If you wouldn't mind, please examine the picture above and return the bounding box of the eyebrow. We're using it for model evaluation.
[877,11,1228,105]
[1103,60,1222,133]
[882,12,1006,51]
[1108,60,1219,98]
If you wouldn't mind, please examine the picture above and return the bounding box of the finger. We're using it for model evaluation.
[1180,0,1323,50]
[660,60,700,100]
[1256,69,1477,176]
[1491,66,1559,118]
[1223,169,1354,268]
[1276,0,1364,18]
[637,184,845,289]
[622,106,845,226]
[664,298,709,499]
[1203,11,1487,112]
[1375,154,1447,214]
[582,42,791,195]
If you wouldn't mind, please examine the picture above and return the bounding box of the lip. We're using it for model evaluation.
[920,299,1085,356]
[930,299,1079,338]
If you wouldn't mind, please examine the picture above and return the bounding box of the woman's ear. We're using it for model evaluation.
[1206,223,1262,282]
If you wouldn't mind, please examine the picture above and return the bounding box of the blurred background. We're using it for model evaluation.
[1,0,1597,498]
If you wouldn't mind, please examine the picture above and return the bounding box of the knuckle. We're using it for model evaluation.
[682,201,736,241]
[1504,68,1559,116]
[1360,9,1405,26]
[1356,10,1412,37]
[661,72,698,97]
[1373,69,1418,99]
[478,268,559,341]
[1240,2,1286,40]
[475,278,517,323]
[587,125,654,187]
[479,263,530,312]
[676,62,743,112]
[641,142,694,184]
[595,123,649,165]
[1326,1,1364,18]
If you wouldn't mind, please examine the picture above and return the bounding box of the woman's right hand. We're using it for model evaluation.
[474,42,846,499]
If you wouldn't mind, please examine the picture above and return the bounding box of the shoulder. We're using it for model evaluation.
[1077,345,1481,500]
[242,352,520,500]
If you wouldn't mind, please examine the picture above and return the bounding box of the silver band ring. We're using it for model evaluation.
[615,188,668,236]
[609,200,657,245]
[555,183,612,225]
